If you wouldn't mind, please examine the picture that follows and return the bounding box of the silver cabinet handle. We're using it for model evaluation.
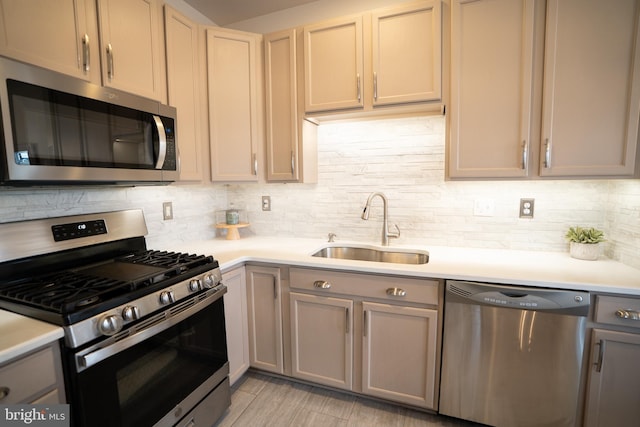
[386,287,406,297]
[253,153,258,175]
[615,309,640,320]
[544,138,551,168]
[345,307,350,333]
[521,140,528,170]
[106,43,114,79]
[273,279,277,299]
[363,310,368,337]
[594,339,605,373]
[82,34,90,72]
[373,71,378,101]
[291,151,295,175]
[356,73,361,102]
[0,386,9,401]
[314,280,331,289]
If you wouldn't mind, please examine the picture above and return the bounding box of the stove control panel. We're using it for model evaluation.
[52,219,107,242]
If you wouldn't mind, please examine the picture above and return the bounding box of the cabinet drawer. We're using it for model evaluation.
[0,346,59,404]
[290,268,439,305]
[595,295,640,329]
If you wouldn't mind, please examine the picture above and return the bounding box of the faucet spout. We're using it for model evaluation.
[361,192,400,246]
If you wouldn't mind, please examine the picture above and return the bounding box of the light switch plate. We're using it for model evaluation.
[163,202,173,220]
[473,199,495,217]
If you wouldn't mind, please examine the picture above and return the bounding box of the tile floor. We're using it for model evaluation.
[214,371,483,427]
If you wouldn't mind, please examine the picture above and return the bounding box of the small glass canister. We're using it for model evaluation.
[225,209,240,225]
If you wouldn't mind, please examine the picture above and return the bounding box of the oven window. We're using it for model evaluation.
[72,298,227,427]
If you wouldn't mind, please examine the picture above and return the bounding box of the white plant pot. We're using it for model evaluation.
[569,242,601,261]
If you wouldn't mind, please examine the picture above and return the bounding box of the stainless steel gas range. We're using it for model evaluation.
[0,209,230,427]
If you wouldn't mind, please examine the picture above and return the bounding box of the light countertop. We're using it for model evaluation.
[164,236,640,296]
[0,310,64,365]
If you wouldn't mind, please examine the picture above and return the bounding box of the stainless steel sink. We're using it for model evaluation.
[312,245,429,265]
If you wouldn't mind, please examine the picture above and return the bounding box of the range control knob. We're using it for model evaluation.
[98,314,123,336]
[159,290,175,305]
[189,279,202,292]
[122,305,140,321]
[203,273,217,289]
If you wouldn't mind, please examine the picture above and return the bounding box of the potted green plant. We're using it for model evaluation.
[565,226,605,260]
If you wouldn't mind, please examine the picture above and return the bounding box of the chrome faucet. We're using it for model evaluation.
[361,192,400,246]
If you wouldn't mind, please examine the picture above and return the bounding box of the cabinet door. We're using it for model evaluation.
[222,267,250,385]
[304,16,364,112]
[362,302,438,409]
[448,0,535,178]
[207,28,260,182]
[585,329,640,426]
[290,292,353,390]
[97,0,165,101]
[265,29,299,182]
[164,6,203,182]
[540,0,640,177]
[246,266,283,374]
[0,0,97,82]
[371,0,441,106]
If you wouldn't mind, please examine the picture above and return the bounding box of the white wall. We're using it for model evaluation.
[227,115,640,268]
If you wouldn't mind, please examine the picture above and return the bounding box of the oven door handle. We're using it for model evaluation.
[76,286,226,372]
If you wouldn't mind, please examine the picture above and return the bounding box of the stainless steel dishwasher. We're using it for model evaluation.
[440,280,590,427]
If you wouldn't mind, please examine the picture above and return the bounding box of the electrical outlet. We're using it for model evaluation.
[163,202,173,220]
[262,196,271,211]
[473,199,495,217]
[519,198,535,218]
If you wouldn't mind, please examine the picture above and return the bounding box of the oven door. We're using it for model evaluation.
[68,288,229,427]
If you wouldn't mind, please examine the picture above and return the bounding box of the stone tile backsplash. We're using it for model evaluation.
[228,115,640,269]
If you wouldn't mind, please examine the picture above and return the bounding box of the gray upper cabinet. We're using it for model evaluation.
[449,0,640,179]
[0,0,99,83]
[164,6,205,182]
[539,0,640,177]
[448,0,535,178]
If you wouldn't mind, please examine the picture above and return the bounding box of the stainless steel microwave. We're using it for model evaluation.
[0,57,178,186]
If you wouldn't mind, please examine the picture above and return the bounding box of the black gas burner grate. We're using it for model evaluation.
[0,250,216,315]
[1,271,131,313]
[119,250,214,274]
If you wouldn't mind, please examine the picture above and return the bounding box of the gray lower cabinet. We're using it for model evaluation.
[246,265,284,374]
[290,292,353,390]
[362,301,438,408]
[289,267,440,410]
[0,342,65,404]
[584,295,640,426]
[222,267,250,385]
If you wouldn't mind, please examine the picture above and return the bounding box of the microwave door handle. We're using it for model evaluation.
[152,115,167,169]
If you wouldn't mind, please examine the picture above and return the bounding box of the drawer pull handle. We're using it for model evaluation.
[615,309,640,320]
[314,280,331,289]
[0,386,9,401]
[386,287,406,297]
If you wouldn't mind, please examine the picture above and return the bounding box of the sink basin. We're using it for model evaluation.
[312,245,429,265]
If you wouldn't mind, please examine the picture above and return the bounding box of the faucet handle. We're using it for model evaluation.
[328,233,337,242]
[388,224,400,239]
